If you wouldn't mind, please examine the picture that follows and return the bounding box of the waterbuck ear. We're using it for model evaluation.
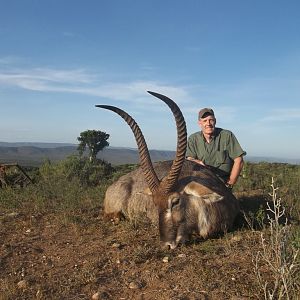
[143,187,152,195]
[183,181,214,196]
[184,181,224,203]
[202,192,224,203]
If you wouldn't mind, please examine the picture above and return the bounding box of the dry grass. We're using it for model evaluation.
[0,203,280,300]
[0,162,299,299]
[253,178,300,300]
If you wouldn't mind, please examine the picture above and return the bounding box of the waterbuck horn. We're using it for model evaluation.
[95,105,160,193]
[147,91,187,193]
[96,91,187,195]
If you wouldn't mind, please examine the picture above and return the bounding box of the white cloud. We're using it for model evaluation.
[1,65,300,127]
[0,68,95,85]
[0,67,191,105]
[259,109,300,122]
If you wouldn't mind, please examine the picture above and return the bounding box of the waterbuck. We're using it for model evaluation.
[96,91,239,249]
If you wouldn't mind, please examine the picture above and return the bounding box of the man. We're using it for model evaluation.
[186,108,246,188]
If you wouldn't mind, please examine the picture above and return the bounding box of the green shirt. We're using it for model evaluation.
[186,128,246,178]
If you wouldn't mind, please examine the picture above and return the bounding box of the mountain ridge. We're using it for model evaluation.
[0,142,299,166]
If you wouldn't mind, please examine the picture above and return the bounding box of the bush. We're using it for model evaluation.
[236,162,300,220]
[253,178,300,299]
[39,155,115,187]
[0,156,115,213]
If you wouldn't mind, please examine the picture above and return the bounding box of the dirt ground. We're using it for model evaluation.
[0,196,269,300]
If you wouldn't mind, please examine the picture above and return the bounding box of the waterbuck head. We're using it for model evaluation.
[96,91,188,249]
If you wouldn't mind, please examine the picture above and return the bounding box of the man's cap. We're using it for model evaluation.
[198,108,215,119]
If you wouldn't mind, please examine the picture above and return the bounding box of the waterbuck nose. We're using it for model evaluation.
[161,241,178,250]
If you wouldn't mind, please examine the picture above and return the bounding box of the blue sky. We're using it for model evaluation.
[1,0,300,159]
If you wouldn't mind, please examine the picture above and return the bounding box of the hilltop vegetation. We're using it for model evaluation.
[0,145,177,166]
[1,142,300,166]
[0,157,299,299]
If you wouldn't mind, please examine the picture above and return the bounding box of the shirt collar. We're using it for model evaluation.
[200,130,216,142]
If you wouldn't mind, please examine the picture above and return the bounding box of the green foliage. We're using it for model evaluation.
[236,162,300,220]
[77,129,109,162]
[39,155,115,187]
[237,162,300,192]
[291,227,300,249]
[0,156,115,213]
[111,163,138,181]
[242,205,266,230]
[0,160,299,226]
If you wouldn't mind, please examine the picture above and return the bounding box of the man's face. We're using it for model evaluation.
[198,115,216,135]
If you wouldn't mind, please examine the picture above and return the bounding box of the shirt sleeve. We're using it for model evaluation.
[227,132,246,159]
[186,135,197,158]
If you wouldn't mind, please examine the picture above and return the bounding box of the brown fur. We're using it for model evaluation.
[103,160,239,247]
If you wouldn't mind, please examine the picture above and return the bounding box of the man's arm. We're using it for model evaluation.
[227,155,244,186]
[186,134,206,166]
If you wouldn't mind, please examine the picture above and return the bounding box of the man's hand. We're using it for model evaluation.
[225,182,233,190]
[186,157,206,166]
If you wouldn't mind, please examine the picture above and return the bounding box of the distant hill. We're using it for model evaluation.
[0,142,74,148]
[0,143,176,166]
[0,145,78,166]
[0,142,299,166]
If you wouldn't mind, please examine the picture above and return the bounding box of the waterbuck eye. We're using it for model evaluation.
[171,197,180,208]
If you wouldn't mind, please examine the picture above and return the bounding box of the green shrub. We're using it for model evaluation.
[39,155,115,187]
[0,156,115,213]
[236,162,300,220]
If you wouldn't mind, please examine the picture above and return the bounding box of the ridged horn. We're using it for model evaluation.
[95,105,160,192]
[147,91,187,193]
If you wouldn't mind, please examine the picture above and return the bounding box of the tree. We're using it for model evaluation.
[77,130,109,162]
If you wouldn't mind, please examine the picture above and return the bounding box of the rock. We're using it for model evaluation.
[162,256,169,263]
[129,281,141,289]
[231,234,242,242]
[91,292,100,300]
[178,253,186,258]
[6,212,20,218]
[111,242,121,249]
[36,290,42,297]
[17,280,27,289]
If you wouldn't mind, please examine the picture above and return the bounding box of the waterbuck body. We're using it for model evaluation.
[97,91,240,249]
[104,160,239,247]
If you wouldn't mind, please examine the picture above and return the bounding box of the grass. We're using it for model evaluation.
[0,159,299,299]
[253,178,300,299]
